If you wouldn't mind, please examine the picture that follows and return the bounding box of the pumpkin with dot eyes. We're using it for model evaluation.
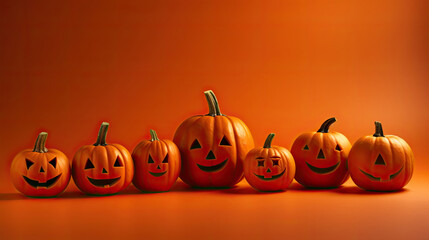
[72,122,134,195]
[173,90,255,188]
[10,132,71,197]
[244,133,295,191]
[291,117,351,188]
[132,129,181,192]
[348,121,413,191]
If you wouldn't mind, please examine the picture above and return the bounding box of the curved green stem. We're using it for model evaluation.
[204,90,222,116]
[33,132,48,153]
[373,121,385,137]
[263,133,275,148]
[150,129,159,141]
[94,122,109,146]
[317,117,336,133]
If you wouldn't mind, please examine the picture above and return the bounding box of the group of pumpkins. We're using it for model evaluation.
[10,90,414,197]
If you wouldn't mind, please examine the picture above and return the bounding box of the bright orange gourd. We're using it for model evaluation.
[132,129,181,192]
[291,117,351,188]
[173,90,254,187]
[10,132,71,197]
[72,122,134,195]
[244,133,295,191]
[348,121,414,191]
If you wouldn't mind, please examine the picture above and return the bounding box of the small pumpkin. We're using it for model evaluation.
[291,117,351,188]
[132,129,181,192]
[244,133,295,191]
[10,132,71,197]
[173,90,255,188]
[348,121,414,191]
[72,122,134,195]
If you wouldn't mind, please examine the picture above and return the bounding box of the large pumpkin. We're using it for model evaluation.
[291,117,351,188]
[10,132,71,197]
[348,121,414,191]
[173,90,254,187]
[72,122,134,195]
[244,133,295,191]
[132,129,181,192]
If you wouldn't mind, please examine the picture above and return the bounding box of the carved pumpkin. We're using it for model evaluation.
[132,129,181,192]
[348,121,414,191]
[291,117,351,188]
[173,90,254,187]
[72,122,134,195]
[10,132,71,197]
[244,133,295,191]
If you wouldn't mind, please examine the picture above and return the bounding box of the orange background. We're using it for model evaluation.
[0,0,428,239]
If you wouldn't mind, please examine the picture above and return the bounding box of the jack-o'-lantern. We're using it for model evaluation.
[348,121,414,191]
[173,90,254,187]
[244,133,295,191]
[291,117,351,188]
[72,122,134,195]
[10,132,71,197]
[132,129,181,192]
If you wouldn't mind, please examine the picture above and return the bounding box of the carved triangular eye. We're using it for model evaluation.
[25,159,34,170]
[49,157,57,168]
[148,155,155,163]
[114,157,123,167]
[190,139,201,149]
[303,145,309,150]
[335,144,342,151]
[375,154,386,165]
[85,159,95,169]
[162,154,168,163]
[220,136,231,146]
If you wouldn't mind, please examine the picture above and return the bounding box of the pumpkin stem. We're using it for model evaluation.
[263,133,275,148]
[317,117,336,133]
[150,129,160,141]
[373,121,385,137]
[94,122,109,146]
[204,90,223,116]
[33,132,48,153]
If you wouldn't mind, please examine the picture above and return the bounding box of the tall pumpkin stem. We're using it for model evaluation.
[373,121,385,137]
[317,117,337,133]
[150,129,160,141]
[204,90,223,116]
[263,133,276,148]
[94,122,109,146]
[33,132,48,153]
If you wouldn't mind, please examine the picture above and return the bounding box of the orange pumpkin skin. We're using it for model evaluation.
[72,122,134,195]
[291,118,351,188]
[348,122,413,191]
[10,132,71,197]
[173,90,254,188]
[244,133,295,191]
[132,130,181,192]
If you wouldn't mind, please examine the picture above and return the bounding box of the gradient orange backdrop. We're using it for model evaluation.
[0,0,428,239]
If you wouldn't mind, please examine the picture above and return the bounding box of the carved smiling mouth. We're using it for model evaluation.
[306,161,340,174]
[197,159,228,172]
[23,174,62,188]
[254,169,286,181]
[87,176,121,187]
[149,171,167,177]
[360,166,404,182]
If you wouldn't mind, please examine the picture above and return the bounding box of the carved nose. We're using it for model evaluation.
[102,168,108,173]
[317,149,325,159]
[157,165,161,169]
[375,154,386,165]
[267,168,271,173]
[206,150,216,160]
[40,166,45,172]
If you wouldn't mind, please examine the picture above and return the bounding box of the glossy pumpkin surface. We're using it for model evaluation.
[291,117,351,188]
[348,121,414,191]
[173,90,254,187]
[10,132,71,197]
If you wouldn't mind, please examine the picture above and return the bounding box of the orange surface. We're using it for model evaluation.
[0,0,428,239]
